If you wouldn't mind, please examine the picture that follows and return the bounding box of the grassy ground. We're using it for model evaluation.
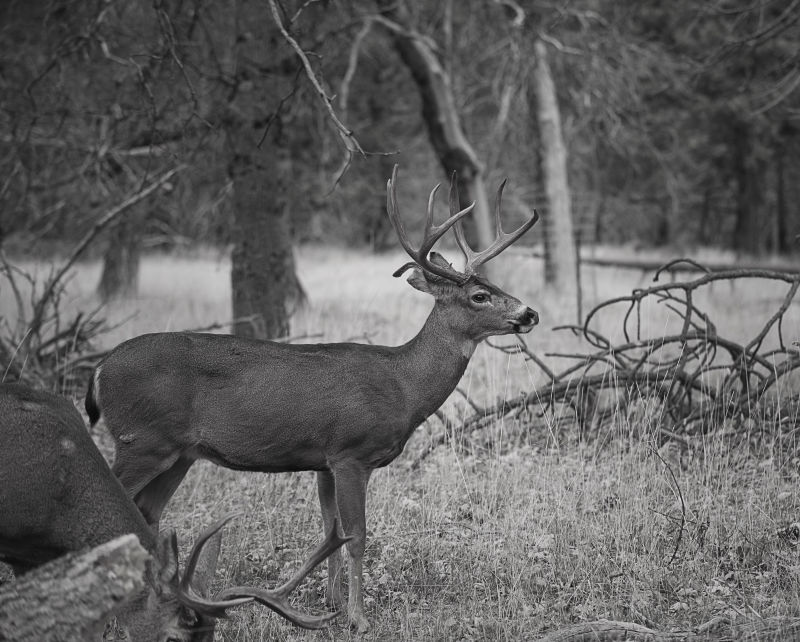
[3,245,800,640]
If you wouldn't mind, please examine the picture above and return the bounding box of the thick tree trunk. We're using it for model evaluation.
[0,535,148,641]
[532,39,576,291]
[97,208,141,301]
[222,1,302,340]
[377,0,493,255]
[229,146,298,339]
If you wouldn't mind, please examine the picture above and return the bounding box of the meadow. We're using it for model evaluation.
[2,245,800,640]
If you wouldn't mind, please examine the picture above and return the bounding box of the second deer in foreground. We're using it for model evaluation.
[0,383,348,640]
[86,166,539,632]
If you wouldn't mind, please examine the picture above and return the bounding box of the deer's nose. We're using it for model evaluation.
[524,307,539,326]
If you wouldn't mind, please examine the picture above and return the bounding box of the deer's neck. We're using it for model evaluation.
[397,303,476,421]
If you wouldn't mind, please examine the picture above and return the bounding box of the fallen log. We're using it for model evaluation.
[0,534,148,641]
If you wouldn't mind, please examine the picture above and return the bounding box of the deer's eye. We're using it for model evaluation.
[471,292,490,304]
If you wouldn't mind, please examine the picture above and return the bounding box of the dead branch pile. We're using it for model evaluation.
[425,261,800,460]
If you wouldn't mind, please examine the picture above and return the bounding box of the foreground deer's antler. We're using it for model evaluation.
[387,164,539,283]
[216,522,352,629]
[168,513,349,628]
[0,384,351,639]
[170,513,253,618]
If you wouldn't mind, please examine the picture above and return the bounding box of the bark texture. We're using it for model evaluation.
[0,534,148,642]
[731,119,767,254]
[533,39,576,290]
[229,144,297,339]
[225,2,302,340]
[97,208,142,301]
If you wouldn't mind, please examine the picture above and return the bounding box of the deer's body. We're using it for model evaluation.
[87,167,539,632]
[91,316,468,479]
[0,383,154,575]
[0,383,346,640]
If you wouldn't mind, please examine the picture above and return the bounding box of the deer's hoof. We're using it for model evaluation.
[348,609,370,634]
[325,591,345,610]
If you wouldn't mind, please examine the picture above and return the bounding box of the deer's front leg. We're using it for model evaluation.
[333,463,371,633]
[317,469,344,609]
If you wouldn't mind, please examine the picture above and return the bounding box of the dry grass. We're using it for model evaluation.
[3,246,800,640]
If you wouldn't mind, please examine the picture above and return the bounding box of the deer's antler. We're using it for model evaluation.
[387,165,539,282]
[453,175,539,275]
[215,520,352,629]
[387,164,475,284]
[174,513,253,618]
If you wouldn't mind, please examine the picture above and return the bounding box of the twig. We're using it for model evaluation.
[267,0,364,186]
[29,166,183,335]
[651,446,686,567]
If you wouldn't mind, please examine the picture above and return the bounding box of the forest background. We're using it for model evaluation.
[2,1,800,640]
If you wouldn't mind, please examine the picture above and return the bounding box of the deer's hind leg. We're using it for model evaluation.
[113,446,194,527]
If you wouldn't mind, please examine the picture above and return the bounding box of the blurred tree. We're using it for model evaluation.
[532,37,577,290]
[375,0,494,253]
[3,0,799,313]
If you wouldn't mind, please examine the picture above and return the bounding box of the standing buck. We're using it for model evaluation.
[85,165,539,632]
[0,383,348,640]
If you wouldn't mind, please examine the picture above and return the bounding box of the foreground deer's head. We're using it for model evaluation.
[112,515,347,642]
[387,165,539,343]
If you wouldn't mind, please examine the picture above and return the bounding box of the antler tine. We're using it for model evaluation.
[420,182,442,254]
[494,179,509,236]
[386,166,419,263]
[176,513,253,617]
[463,179,540,274]
[216,519,352,629]
[451,171,479,267]
[386,164,474,284]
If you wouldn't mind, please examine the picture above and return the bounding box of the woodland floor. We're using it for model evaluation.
[3,245,800,640]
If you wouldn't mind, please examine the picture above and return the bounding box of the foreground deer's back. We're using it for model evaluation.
[0,384,153,570]
[92,332,438,471]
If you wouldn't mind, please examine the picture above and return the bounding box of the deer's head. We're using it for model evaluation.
[387,166,539,344]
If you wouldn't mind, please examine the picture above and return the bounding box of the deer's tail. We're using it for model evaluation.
[85,368,101,426]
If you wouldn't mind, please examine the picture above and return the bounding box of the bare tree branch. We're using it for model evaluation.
[267,0,364,185]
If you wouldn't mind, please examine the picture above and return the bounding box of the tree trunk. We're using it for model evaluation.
[229,146,298,339]
[376,0,494,255]
[97,207,142,301]
[532,39,576,290]
[223,1,302,340]
[731,121,767,255]
[775,140,789,253]
[0,535,148,642]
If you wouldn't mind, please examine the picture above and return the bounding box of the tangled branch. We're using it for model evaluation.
[420,262,800,463]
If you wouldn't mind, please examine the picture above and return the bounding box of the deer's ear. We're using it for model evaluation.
[406,267,434,294]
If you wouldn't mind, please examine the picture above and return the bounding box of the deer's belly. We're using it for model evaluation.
[195,423,330,472]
